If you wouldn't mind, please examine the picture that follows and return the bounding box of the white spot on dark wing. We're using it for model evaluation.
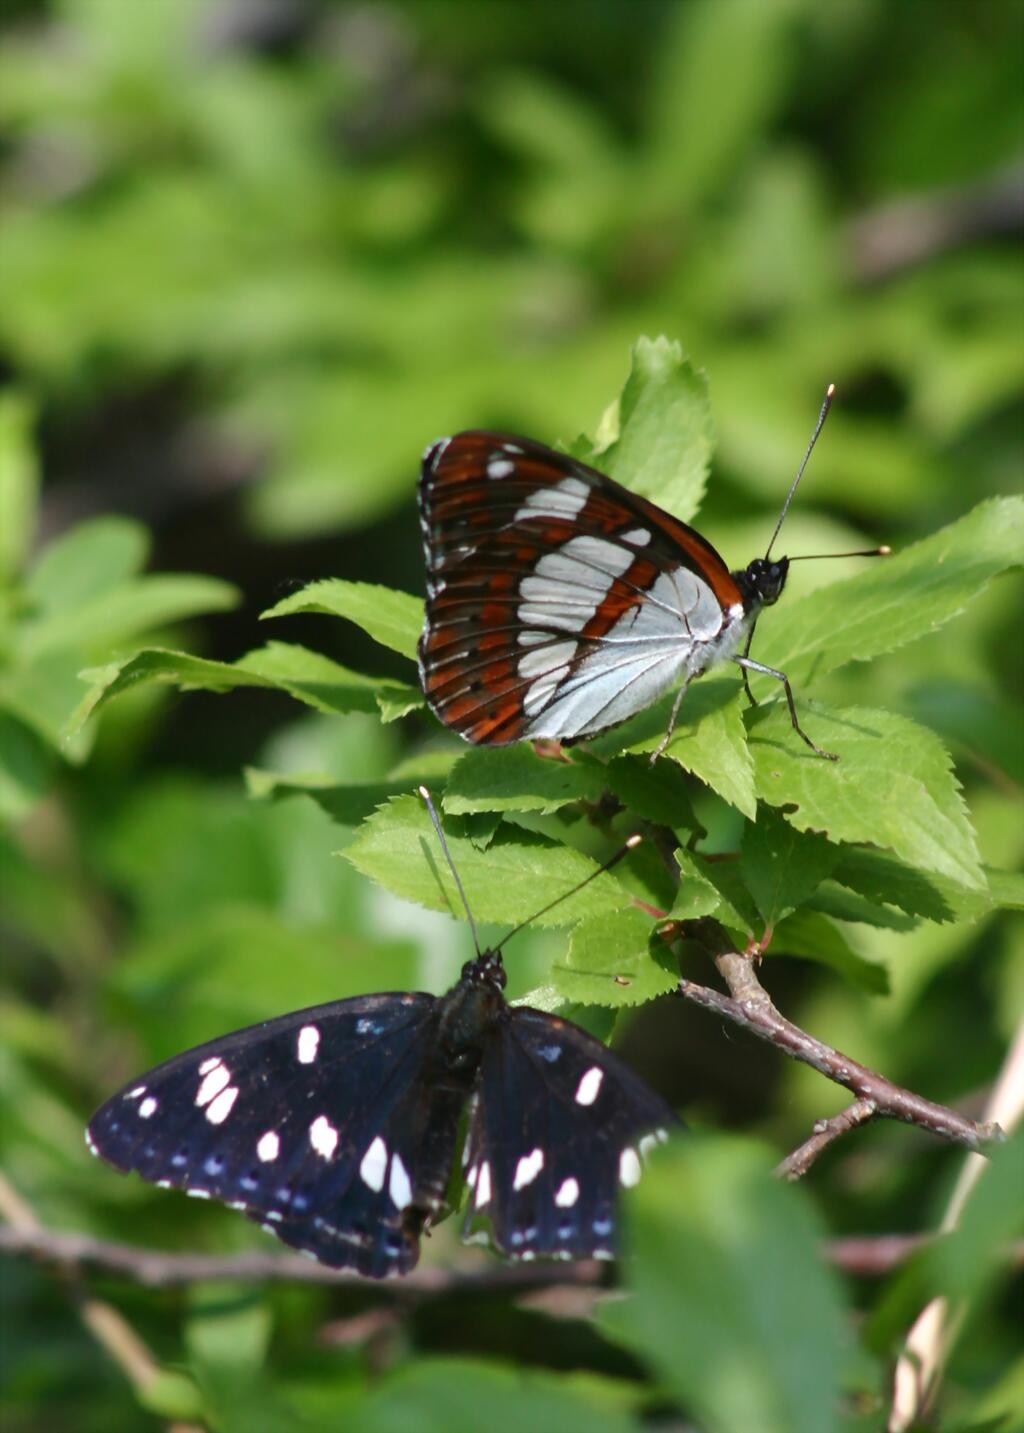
[195,1062,230,1107]
[622,527,652,546]
[355,1017,381,1036]
[536,1044,561,1062]
[503,443,524,455]
[198,1057,220,1075]
[206,1086,239,1125]
[475,1161,492,1207]
[138,1097,158,1119]
[554,1176,579,1208]
[389,1152,413,1210]
[157,1180,172,1189]
[296,1025,320,1064]
[512,1147,545,1191]
[574,1066,604,1106]
[639,1133,658,1160]
[487,457,514,479]
[309,1115,339,1160]
[186,1188,211,1200]
[466,1164,479,1189]
[518,639,577,682]
[125,1086,146,1100]
[619,1147,641,1187]
[84,1131,98,1156]
[257,1130,280,1163]
[593,1216,612,1237]
[359,1135,388,1191]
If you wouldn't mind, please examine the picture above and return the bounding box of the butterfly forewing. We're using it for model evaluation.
[462,1006,681,1261]
[418,432,747,744]
[86,993,471,1278]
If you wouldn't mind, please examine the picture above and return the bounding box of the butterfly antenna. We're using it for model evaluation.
[789,545,891,561]
[495,834,642,954]
[418,786,481,957]
[764,383,835,560]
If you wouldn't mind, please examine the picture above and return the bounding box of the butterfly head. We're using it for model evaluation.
[462,949,507,991]
[740,555,790,610]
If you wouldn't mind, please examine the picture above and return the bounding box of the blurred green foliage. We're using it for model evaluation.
[1,2,1022,1431]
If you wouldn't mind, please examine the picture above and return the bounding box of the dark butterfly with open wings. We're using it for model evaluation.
[87,840,678,1279]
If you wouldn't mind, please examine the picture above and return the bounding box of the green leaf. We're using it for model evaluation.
[245,769,437,828]
[770,909,889,994]
[601,754,702,833]
[587,335,714,521]
[358,1358,640,1433]
[444,746,605,815]
[600,1135,846,1433]
[645,0,794,215]
[672,849,758,931]
[748,703,985,891]
[68,642,417,736]
[591,680,756,819]
[17,573,238,660]
[831,848,997,925]
[551,909,678,1007]
[758,496,1024,686]
[0,392,38,583]
[345,795,631,927]
[805,880,919,932]
[0,712,51,820]
[263,579,423,662]
[930,1130,1024,1307]
[24,516,150,613]
[740,804,839,927]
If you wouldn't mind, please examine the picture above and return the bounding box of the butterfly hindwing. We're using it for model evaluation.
[418,432,746,744]
[86,992,471,1278]
[461,1005,681,1261]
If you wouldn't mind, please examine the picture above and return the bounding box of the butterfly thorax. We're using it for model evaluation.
[435,953,507,1075]
[732,555,790,613]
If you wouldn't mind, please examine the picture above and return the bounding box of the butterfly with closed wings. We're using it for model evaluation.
[418,386,887,761]
[86,798,679,1279]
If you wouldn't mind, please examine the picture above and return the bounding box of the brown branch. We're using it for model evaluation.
[680,920,1004,1157]
[8,1219,1020,1288]
[776,1098,878,1181]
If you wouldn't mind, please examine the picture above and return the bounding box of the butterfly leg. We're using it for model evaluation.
[650,679,692,764]
[738,619,759,708]
[732,656,838,761]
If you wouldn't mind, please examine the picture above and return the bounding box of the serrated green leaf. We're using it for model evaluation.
[602,754,701,832]
[591,679,756,818]
[600,1136,846,1433]
[759,496,1024,686]
[831,849,990,925]
[806,880,919,932]
[263,578,423,662]
[24,516,150,612]
[68,642,417,737]
[345,795,631,927]
[673,849,758,931]
[444,746,605,815]
[550,909,678,1007]
[740,804,839,927]
[17,573,238,660]
[0,392,37,583]
[748,702,984,890]
[586,336,714,521]
[771,909,889,994]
